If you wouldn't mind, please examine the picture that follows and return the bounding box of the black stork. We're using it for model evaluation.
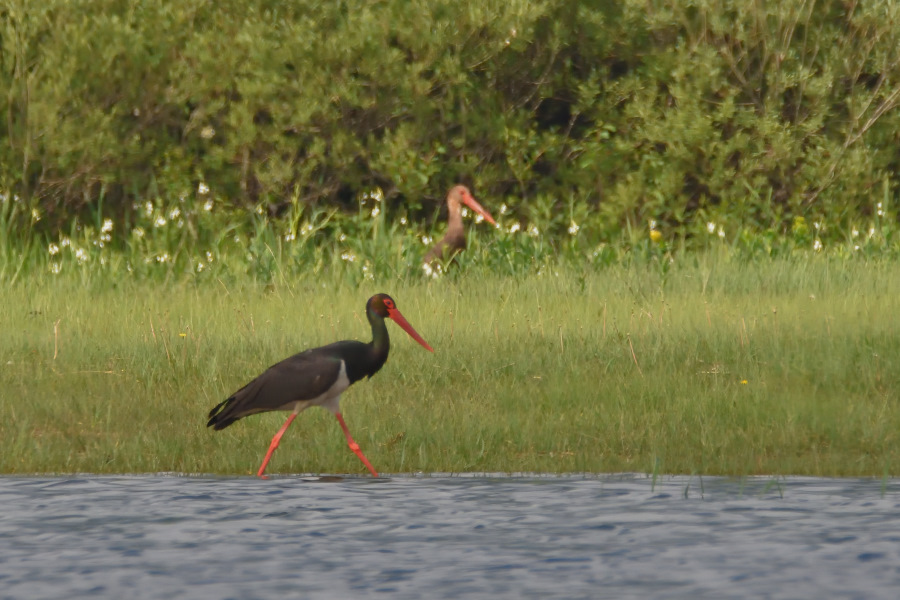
[423,185,497,267]
[207,293,433,478]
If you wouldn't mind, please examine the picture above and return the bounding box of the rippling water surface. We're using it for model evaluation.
[1,474,899,599]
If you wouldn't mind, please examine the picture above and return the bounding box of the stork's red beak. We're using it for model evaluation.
[387,308,434,352]
[461,193,497,226]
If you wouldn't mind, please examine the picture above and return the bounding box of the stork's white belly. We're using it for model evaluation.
[284,360,350,416]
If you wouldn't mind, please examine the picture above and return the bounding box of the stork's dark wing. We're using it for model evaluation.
[207,349,343,430]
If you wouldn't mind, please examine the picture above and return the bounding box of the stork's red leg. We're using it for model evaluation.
[335,412,379,477]
[256,413,298,478]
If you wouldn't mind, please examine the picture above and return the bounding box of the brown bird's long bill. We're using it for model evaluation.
[462,195,497,226]
[387,308,434,352]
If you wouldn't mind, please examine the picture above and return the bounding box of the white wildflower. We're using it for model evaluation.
[509,222,521,233]
[32,208,41,222]
[851,228,859,238]
[371,207,380,218]
[707,222,716,234]
[51,262,61,274]
[527,224,540,237]
[421,235,433,246]
[48,243,59,256]
[168,207,181,220]
[400,217,408,225]
[340,251,356,262]
[422,261,442,279]
[61,237,71,247]
[154,216,167,227]
[568,221,580,235]
[366,188,384,203]
[203,199,214,211]
[813,239,823,251]
[284,232,296,242]
[133,228,145,238]
[198,182,210,195]
[101,218,113,233]
[75,248,88,264]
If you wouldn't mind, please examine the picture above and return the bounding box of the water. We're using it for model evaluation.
[1,474,898,599]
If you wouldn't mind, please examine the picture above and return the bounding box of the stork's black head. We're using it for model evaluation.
[365,294,433,352]
[366,293,397,318]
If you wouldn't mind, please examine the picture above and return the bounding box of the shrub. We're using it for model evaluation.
[1,0,899,247]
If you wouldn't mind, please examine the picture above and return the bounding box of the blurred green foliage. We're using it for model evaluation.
[2,0,900,265]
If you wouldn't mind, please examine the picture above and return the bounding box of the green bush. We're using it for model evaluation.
[2,0,900,246]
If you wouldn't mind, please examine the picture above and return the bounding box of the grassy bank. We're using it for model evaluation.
[2,256,899,477]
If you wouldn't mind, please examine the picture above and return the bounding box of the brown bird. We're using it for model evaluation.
[207,294,433,478]
[423,185,497,267]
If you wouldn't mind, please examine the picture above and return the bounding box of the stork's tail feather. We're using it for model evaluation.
[207,397,240,430]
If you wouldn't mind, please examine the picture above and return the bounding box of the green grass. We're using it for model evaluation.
[2,255,900,477]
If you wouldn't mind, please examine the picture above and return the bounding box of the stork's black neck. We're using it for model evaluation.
[341,305,389,383]
[368,306,390,359]
[306,301,398,385]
